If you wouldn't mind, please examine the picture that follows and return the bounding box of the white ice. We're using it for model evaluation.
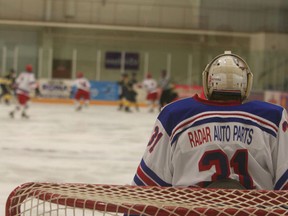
[0,102,158,215]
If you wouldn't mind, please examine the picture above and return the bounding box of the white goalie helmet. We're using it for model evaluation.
[202,51,253,101]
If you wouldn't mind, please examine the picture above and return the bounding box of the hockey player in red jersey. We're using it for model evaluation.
[132,51,288,190]
[72,72,91,111]
[9,64,37,119]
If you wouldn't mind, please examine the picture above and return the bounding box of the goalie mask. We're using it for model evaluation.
[202,51,253,101]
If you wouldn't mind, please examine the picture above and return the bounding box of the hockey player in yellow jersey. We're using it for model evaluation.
[0,69,16,105]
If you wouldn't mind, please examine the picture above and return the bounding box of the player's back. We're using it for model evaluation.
[74,77,90,91]
[158,94,284,190]
[143,78,157,93]
[15,72,36,94]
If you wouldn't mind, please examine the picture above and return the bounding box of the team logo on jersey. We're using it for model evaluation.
[283,121,288,132]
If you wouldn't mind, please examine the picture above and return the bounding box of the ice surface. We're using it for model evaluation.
[0,102,158,215]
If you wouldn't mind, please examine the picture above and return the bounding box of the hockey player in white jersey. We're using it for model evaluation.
[72,71,91,111]
[132,51,288,190]
[141,73,158,112]
[9,64,37,119]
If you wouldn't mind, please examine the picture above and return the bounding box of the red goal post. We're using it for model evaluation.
[5,182,288,216]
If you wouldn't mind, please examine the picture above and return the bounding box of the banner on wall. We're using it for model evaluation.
[105,52,121,69]
[38,79,118,101]
[38,79,72,98]
[124,52,139,70]
[105,51,139,70]
[88,81,119,100]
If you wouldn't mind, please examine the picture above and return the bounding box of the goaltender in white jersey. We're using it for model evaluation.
[132,51,288,190]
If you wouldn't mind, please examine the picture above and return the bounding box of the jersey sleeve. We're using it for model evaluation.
[132,118,173,186]
[86,79,91,89]
[30,74,37,88]
[15,73,22,84]
[273,108,288,190]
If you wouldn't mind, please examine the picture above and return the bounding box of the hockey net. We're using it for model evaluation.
[5,182,288,216]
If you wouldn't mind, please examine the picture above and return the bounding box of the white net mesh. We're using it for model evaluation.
[6,182,288,216]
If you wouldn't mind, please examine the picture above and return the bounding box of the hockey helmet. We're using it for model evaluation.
[26,64,33,72]
[202,51,253,101]
[76,71,84,78]
[146,72,152,79]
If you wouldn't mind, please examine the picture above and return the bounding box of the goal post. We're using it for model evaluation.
[5,182,288,216]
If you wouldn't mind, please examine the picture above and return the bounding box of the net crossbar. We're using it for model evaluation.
[5,182,288,216]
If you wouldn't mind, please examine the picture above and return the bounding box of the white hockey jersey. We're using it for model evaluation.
[142,78,158,94]
[15,72,36,96]
[132,94,288,190]
[73,77,91,92]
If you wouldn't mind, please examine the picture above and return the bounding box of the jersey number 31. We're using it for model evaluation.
[199,149,255,189]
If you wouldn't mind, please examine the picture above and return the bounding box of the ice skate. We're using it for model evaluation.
[125,107,132,113]
[118,105,123,111]
[21,112,29,119]
[76,106,82,111]
[4,99,10,105]
[9,111,14,118]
